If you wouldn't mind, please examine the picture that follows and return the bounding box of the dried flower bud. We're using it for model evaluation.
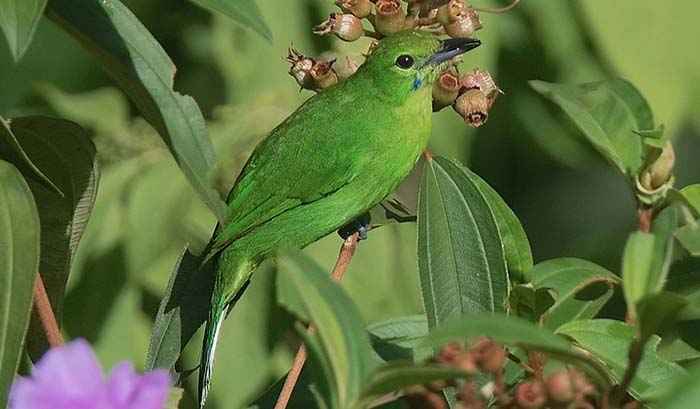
[640,141,675,191]
[334,56,360,80]
[433,70,461,111]
[310,59,339,90]
[569,370,595,398]
[454,88,490,127]
[444,8,482,38]
[436,0,467,25]
[545,371,575,403]
[454,352,478,375]
[457,382,486,409]
[375,0,407,35]
[286,48,338,91]
[436,342,463,364]
[515,381,547,409]
[335,0,372,18]
[287,48,316,90]
[461,68,501,98]
[313,13,364,42]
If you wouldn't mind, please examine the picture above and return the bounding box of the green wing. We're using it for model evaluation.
[207,86,366,257]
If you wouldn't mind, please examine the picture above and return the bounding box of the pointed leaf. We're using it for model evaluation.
[0,0,48,61]
[189,0,271,41]
[46,0,227,222]
[361,362,469,401]
[525,258,619,330]
[2,116,99,359]
[367,315,429,362]
[418,156,508,329]
[556,319,685,401]
[0,115,61,195]
[530,79,653,175]
[145,248,215,371]
[469,170,533,281]
[681,185,700,215]
[0,160,40,409]
[277,251,374,409]
[676,222,700,257]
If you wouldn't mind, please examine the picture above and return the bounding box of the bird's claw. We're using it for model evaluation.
[338,213,371,241]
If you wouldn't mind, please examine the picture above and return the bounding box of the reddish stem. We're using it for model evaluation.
[33,274,63,347]
[273,233,360,409]
[638,208,652,233]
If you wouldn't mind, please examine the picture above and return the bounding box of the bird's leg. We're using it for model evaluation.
[338,212,372,241]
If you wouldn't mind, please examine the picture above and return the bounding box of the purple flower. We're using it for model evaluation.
[9,339,170,409]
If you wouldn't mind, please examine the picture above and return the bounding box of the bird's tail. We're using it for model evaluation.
[198,299,226,408]
[197,256,253,408]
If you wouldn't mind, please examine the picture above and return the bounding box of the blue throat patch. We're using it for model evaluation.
[412,77,423,91]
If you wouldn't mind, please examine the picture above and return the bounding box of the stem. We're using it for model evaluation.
[33,274,64,347]
[273,233,360,409]
[638,207,652,233]
[472,0,522,14]
[613,339,644,405]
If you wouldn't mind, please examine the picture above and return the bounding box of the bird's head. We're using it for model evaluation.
[357,30,481,103]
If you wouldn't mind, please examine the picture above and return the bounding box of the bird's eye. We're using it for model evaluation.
[395,54,415,69]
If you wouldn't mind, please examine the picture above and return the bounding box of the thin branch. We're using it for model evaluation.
[638,207,652,233]
[33,274,64,347]
[273,232,360,409]
[472,0,522,14]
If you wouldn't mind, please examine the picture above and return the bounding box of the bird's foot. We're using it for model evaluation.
[338,213,371,241]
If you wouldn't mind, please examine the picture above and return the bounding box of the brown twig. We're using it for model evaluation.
[33,274,64,347]
[273,232,360,409]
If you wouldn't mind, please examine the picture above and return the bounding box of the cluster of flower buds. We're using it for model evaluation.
[287,48,362,92]
[314,0,484,41]
[401,339,601,409]
[433,68,501,127]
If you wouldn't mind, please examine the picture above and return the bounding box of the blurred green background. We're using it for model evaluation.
[2,1,700,407]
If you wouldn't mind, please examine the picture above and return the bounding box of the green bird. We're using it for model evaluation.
[197,30,480,407]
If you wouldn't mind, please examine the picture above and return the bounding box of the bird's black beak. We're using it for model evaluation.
[423,37,481,67]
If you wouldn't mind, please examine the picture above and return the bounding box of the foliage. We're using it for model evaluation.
[2,1,700,409]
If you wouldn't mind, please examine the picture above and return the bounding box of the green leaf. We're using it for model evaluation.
[417,156,509,329]
[556,319,685,400]
[681,185,700,215]
[622,232,656,319]
[676,222,700,257]
[145,248,214,371]
[637,292,687,342]
[0,0,48,61]
[277,251,374,409]
[525,258,620,330]
[0,115,62,195]
[189,0,271,42]
[469,170,533,281]
[656,364,700,409]
[367,315,430,362]
[46,0,227,223]
[530,78,653,175]
[0,160,40,409]
[2,116,99,359]
[360,362,469,402]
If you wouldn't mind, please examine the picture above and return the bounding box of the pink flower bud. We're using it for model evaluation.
[433,69,461,111]
[335,0,372,18]
[454,89,490,127]
[375,0,407,35]
[460,68,501,98]
[444,8,482,38]
[286,48,338,91]
[515,381,547,409]
[313,13,364,42]
[545,371,575,403]
[436,342,464,364]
